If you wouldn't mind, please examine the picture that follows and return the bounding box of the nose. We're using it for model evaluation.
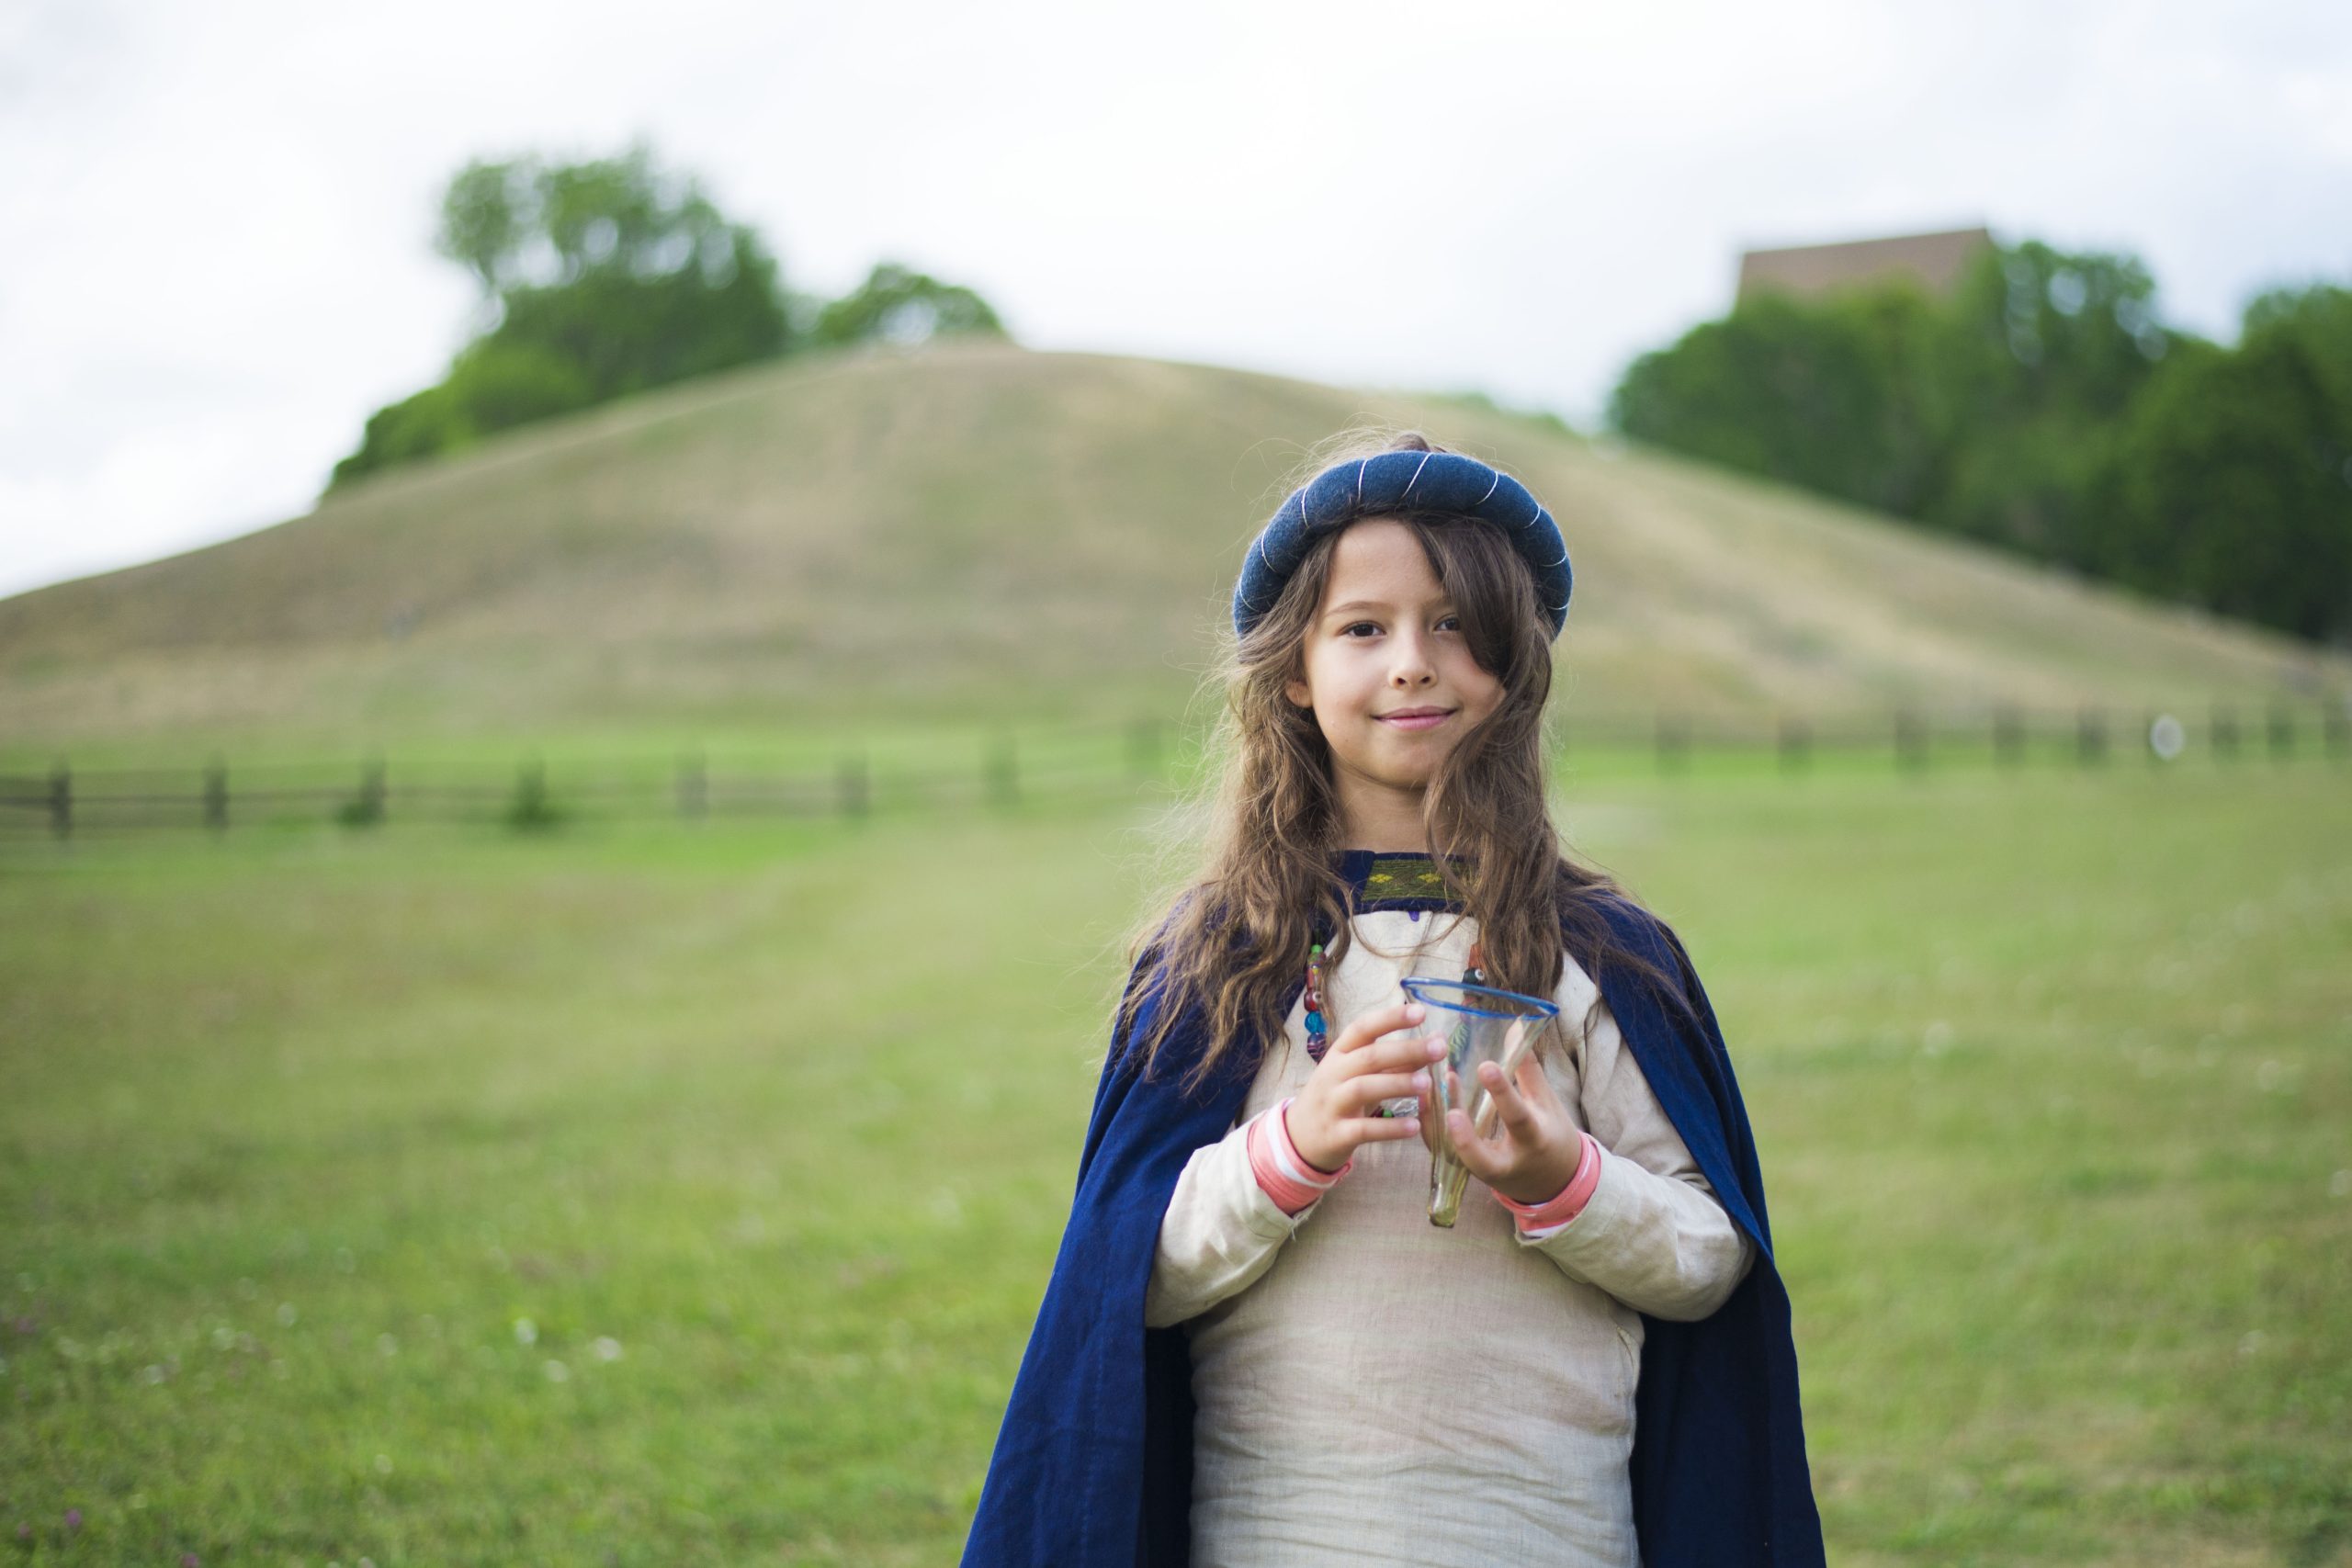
[1388,626,1438,688]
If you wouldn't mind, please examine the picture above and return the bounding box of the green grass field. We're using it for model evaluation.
[4,758,2347,1564]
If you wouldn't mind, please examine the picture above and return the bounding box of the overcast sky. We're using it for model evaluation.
[3,0,2347,601]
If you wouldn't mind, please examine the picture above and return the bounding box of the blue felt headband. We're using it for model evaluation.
[1231,449,1572,643]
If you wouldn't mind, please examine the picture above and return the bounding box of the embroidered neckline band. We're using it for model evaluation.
[1331,848,1473,912]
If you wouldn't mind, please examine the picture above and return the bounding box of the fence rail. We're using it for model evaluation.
[4,700,2346,839]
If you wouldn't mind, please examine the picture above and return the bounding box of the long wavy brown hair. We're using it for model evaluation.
[1114,426,1692,1097]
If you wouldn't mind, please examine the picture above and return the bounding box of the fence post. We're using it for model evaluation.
[1777,716,1809,774]
[676,749,707,822]
[1894,709,1928,773]
[837,751,869,819]
[2076,707,2108,767]
[2211,704,2239,761]
[2267,705,2295,761]
[361,756,388,824]
[514,757,548,825]
[47,761,69,840]
[986,730,1020,807]
[203,756,228,831]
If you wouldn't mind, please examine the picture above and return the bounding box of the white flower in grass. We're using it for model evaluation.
[543,1359,570,1383]
[592,1337,623,1362]
[513,1316,537,1346]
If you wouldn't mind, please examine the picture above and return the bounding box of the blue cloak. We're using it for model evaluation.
[962,872,1826,1566]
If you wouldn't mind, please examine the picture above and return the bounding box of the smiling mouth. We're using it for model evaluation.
[1379,709,1456,724]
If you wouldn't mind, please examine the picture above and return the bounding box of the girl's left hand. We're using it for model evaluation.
[1433,1050,1584,1207]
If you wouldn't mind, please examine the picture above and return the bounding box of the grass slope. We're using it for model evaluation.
[1,339,2342,750]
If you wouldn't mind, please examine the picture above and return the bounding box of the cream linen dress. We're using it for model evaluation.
[1144,903,1758,1568]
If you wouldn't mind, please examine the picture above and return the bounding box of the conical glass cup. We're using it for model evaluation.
[1396,976,1560,1227]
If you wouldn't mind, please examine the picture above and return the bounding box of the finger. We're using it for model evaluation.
[1444,1107,1506,1177]
[1476,1058,1543,1142]
[1338,1114,1423,1145]
[1444,1066,1483,1132]
[1331,1028,1443,1080]
[1416,1073,1442,1144]
[1343,1068,1430,1109]
[1513,1048,1558,1107]
[1354,1030,1448,1075]
[1331,999,1426,1055]
[1497,1018,1532,1077]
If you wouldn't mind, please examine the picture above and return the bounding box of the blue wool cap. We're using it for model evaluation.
[1232,449,1572,642]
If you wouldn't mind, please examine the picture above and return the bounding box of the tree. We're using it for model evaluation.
[1925,243,2181,558]
[811,262,1007,349]
[1611,284,1951,518]
[2242,282,2352,426]
[2099,314,2352,641]
[331,142,794,488]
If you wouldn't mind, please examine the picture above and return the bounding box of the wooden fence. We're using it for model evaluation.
[4,701,2346,839]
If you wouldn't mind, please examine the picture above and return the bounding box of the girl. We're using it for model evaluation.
[964,432,1823,1568]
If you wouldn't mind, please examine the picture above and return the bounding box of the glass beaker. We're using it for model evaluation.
[1396,976,1559,1227]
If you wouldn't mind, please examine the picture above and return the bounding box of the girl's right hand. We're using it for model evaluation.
[1285,999,1445,1174]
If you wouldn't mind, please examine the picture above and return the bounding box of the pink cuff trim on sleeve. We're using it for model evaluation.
[1247,1096,1351,1215]
[1495,1130,1602,1237]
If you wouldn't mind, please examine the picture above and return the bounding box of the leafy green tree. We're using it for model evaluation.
[2098,315,2351,640]
[1927,243,2181,558]
[2243,282,2352,423]
[811,262,1006,348]
[332,142,793,489]
[1611,284,1951,517]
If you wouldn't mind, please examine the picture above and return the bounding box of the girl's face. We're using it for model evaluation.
[1283,518,1504,849]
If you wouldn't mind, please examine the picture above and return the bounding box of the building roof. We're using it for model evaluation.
[1736,226,1995,304]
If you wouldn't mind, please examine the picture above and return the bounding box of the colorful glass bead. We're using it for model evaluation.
[1305,942,1329,1059]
